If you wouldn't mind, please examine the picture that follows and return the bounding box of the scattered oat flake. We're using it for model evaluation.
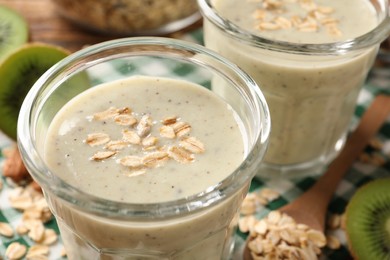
[142,136,158,148]
[26,244,50,258]
[298,21,318,32]
[86,133,110,147]
[326,24,342,37]
[91,151,116,161]
[22,206,43,221]
[118,106,131,114]
[307,229,326,247]
[297,223,309,230]
[261,240,274,254]
[125,168,147,177]
[253,9,266,20]
[320,17,339,25]
[244,193,257,201]
[143,145,157,151]
[275,16,292,29]
[267,229,281,246]
[172,121,191,137]
[105,140,128,151]
[0,222,14,237]
[267,210,282,224]
[317,6,334,14]
[310,10,326,20]
[255,194,269,206]
[122,129,141,144]
[168,146,194,164]
[326,234,341,249]
[290,15,302,27]
[137,115,152,137]
[239,215,256,233]
[259,22,280,30]
[22,219,42,231]
[263,0,283,9]
[40,208,53,224]
[41,229,58,245]
[162,116,177,125]
[279,214,295,226]
[114,114,137,126]
[28,221,45,242]
[180,137,205,154]
[260,188,280,201]
[281,228,299,245]
[6,242,27,260]
[142,151,169,168]
[119,156,143,168]
[300,1,317,11]
[240,198,256,215]
[9,194,34,210]
[248,237,264,255]
[93,107,119,120]
[327,214,341,230]
[254,219,268,235]
[159,125,176,139]
[16,223,29,235]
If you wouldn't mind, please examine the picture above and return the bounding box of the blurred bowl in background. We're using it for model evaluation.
[51,0,200,36]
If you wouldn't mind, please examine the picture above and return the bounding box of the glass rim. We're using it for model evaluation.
[17,37,271,220]
[197,0,390,55]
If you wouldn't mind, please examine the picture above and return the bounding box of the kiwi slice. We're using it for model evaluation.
[0,4,28,60]
[0,43,71,140]
[345,178,390,259]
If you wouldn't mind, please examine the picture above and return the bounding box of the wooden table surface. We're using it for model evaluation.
[0,0,202,53]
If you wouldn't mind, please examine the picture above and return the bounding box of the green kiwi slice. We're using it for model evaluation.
[345,178,390,259]
[0,4,28,60]
[0,43,72,140]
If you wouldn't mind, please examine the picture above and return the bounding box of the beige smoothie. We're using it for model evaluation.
[203,0,380,175]
[43,76,247,259]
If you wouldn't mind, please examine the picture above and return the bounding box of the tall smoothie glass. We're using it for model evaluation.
[198,0,390,178]
[17,38,270,259]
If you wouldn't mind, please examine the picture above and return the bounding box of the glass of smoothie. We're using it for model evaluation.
[17,37,270,259]
[198,0,390,178]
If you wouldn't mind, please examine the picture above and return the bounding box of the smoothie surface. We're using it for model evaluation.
[44,76,245,203]
[214,0,378,44]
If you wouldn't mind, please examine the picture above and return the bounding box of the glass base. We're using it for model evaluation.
[58,218,236,260]
[255,136,346,179]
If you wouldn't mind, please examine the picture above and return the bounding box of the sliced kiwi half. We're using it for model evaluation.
[345,178,390,259]
[0,4,28,60]
[0,43,90,140]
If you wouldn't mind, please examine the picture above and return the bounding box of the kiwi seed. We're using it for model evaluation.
[0,4,28,60]
[345,178,390,260]
[0,43,70,140]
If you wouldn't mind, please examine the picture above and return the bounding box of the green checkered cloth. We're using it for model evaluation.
[1,29,389,259]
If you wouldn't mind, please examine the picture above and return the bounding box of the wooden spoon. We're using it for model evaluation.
[244,94,390,259]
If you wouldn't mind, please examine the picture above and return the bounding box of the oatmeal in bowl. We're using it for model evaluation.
[51,0,200,35]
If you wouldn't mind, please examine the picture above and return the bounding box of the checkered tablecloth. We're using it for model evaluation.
[1,29,390,259]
